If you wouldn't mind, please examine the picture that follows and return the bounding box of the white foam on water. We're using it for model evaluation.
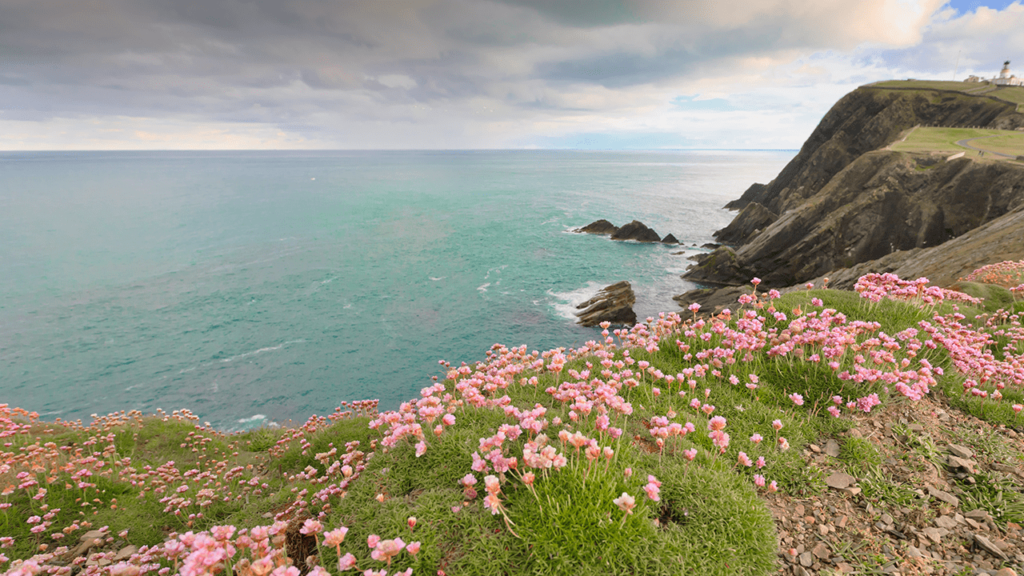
[547,281,604,321]
[477,283,490,292]
[220,339,306,363]
[237,414,266,424]
[429,276,445,281]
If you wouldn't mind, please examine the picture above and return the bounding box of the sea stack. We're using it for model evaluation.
[574,281,637,327]
[610,220,660,242]
[576,219,619,235]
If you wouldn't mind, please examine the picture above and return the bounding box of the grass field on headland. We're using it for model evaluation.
[890,126,1024,159]
[871,80,1024,111]
[2,265,1024,576]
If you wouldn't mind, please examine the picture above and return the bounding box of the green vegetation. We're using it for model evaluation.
[891,127,1024,158]
[872,80,987,91]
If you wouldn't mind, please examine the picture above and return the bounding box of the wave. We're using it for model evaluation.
[546,281,604,322]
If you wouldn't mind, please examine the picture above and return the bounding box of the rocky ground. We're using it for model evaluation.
[771,396,1024,576]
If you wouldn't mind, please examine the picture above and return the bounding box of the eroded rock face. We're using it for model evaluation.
[713,202,778,245]
[610,220,661,242]
[576,219,619,235]
[575,281,637,327]
[686,151,1024,287]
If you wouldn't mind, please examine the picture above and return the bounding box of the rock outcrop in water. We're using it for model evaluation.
[676,84,1024,311]
[577,219,619,235]
[610,220,661,242]
[661,233,679,244]
[575,281,637,327]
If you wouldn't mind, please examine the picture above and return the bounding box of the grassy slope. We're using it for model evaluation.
[890,127,1024,157]
[2,284,1024,576]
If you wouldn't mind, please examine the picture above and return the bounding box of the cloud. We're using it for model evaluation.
[0,0,1019,149]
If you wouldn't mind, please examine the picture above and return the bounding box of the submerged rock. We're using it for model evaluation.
[610,220,661,242]
[575,281,637,327]
[576,219,619,235]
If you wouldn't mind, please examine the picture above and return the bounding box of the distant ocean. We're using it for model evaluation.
[0,150,794,429]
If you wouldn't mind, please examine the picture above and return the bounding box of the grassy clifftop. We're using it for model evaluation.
[3,264,1024,576]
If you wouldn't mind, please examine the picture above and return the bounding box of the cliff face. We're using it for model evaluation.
[724,88,1024,216]
[682,86,1024,296]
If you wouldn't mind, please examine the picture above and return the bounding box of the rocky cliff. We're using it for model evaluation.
[679,85,1024,306]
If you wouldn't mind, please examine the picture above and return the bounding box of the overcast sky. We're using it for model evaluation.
[1,0,1021,150]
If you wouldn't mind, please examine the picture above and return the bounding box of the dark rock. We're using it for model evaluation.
[700,242,721,250]
[661,233,679,244]
[683,247,749,286]
[974,534,1009,560]
[673,286,749,316]
[724,182,770,211]
[575,281,637,327]
[610,220,661,242]
[577,219,619,235]
[713,201,778,245]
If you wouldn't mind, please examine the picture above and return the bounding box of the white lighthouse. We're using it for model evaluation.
[994,60,1023,86]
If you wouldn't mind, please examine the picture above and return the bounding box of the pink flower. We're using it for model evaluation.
[415,441,427,457]
[768,480,778,492]
[683,448,697,461]
[371,538,406,565]
[484,475,500,495]
[613,492,636,514]
[756,456,766,469]
[777,437,789,451]
[737,452,752,467]
[788,393,804,406]
[753,474,765,488]
[771,419,783,431]
[324,527,349,547]
[406,541,421,555]
[688,303,700,313]
[750,433,763,444]
[367,534,380,549]
[827,406,841,418]
[707,416,727,431]
[643,483,660,502]
[522,471,535,486]
[301,519,324,537]
[407,517,417,530]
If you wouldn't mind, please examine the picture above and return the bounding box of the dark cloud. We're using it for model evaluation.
[0,0,1019,148]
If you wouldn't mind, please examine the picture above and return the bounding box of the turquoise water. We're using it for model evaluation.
[0,150,793,429]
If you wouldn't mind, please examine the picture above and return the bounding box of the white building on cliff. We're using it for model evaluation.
[968,61,1023,86]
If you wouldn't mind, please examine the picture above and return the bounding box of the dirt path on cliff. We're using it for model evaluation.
[955,135,1019,158]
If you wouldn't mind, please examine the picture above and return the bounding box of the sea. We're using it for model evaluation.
[0,150,794,430]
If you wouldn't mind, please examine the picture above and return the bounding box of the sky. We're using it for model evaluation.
[1,0,1022,150]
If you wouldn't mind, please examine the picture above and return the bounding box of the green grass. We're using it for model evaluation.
[872,80,985,91]
[990,86,1024,109]
[890,127,1024,158]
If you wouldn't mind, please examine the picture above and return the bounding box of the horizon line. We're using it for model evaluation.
[0,147,801,153]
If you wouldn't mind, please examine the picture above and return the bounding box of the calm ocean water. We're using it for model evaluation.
[0,150,793,429]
